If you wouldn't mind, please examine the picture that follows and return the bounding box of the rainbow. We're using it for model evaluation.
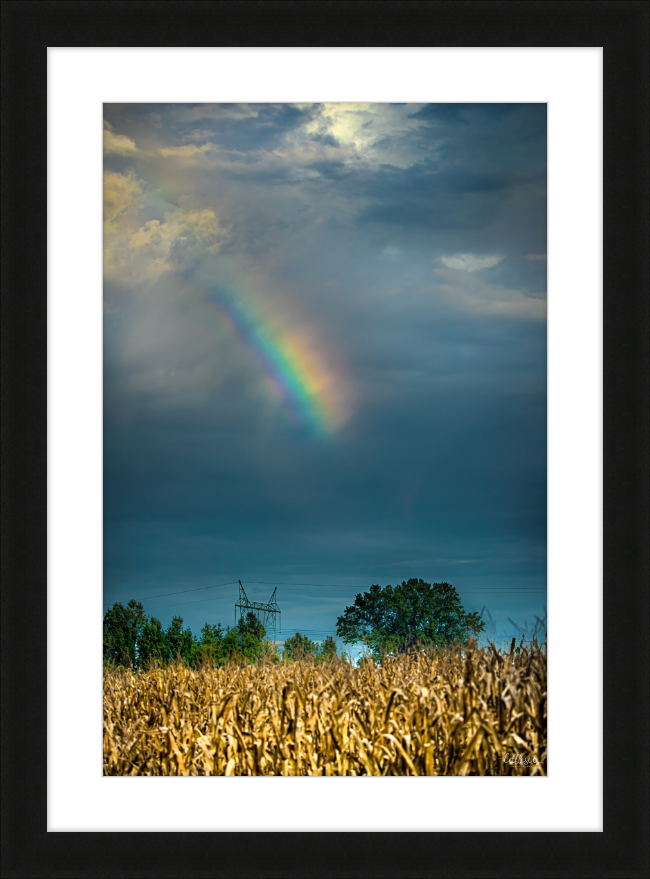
[206,289,349,435]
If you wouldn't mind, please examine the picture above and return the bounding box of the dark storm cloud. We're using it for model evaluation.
[103,103,547,644]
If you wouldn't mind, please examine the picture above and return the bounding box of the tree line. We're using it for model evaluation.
[104,578,485,670]
[103,601,338,670]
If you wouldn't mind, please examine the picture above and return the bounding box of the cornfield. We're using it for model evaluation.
[103,643,546,775]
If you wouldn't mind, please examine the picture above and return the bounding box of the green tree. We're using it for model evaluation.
[103,600,147,668]
[206,613,267,665]
[199,622,225,647]
[138,615,169,668]
[220,626,242,662]
[165,616,196,664]
[190,622,226,667]
[282,631,318,662]
[235,612,267,662]
[259,638,282,664]
[282,633,338,664]
[336,579,486,660]
[318,635,338,664]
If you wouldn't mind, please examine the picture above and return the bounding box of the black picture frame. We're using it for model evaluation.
[2,1,648,877]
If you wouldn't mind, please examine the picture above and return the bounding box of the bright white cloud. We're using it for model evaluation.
[440,253,504,272]
[144,104,431,180]
[103,120,138,155]
[432,267,546,320]
[302,103,430,168]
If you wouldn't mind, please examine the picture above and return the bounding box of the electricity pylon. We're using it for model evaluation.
[235,581,281,644]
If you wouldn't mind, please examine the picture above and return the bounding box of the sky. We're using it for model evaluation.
[103,103,547,649]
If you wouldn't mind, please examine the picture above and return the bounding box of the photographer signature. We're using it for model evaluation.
[502,753,544,767]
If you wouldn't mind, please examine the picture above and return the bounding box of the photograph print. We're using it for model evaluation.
[103,103,547,776]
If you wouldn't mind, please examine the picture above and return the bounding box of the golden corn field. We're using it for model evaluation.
[103,644,546,776]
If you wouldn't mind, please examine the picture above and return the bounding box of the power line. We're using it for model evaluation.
[149,596,229,611]
[244,581,363,589]
[281,627,340,631]
[104,579,546,613]
[103,581,237,607]
[244,581,545,592]
[274,588,546,594]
